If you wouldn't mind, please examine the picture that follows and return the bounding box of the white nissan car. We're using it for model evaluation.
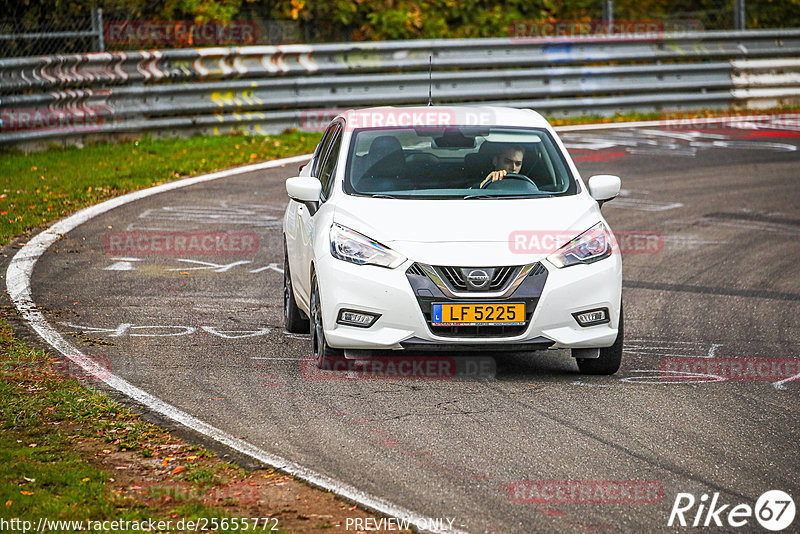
[283,106,623,375]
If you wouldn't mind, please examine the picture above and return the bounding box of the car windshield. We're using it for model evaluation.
[343,126,576,199]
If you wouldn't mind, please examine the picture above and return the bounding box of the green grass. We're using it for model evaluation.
[1,131,323,531]
[0,132,321,245]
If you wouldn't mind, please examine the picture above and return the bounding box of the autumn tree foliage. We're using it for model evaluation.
[4,0,799,42]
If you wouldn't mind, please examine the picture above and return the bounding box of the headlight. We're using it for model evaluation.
[546,222,613,268]
[330,224,406,268]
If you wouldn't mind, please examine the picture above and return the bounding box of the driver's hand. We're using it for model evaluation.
[480,170,507,188]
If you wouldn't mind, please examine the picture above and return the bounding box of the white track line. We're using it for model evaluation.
[553,113,800,132]
[6,154,465,534]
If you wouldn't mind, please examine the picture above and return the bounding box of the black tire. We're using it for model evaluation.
[309,274,345,370]
[576,307,623,375]
[283,245,309,333]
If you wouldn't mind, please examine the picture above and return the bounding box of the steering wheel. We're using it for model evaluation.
[479,173,538,189]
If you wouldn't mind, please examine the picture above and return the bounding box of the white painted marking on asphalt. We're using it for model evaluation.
[201,326,271,339]
[569,381,610,387]
[662,235,728,246]
[103,257,143,271]
[129,202,282,230]
[251,357,305,360]
[624,340,722,359]
[283,331,310,339]
[6,154,466,534]
[620,369,726,384]
[62,322,271,339]
[167,259,252,272]
[250,262,283,273]
[773,373,800,391]
[553,113,800,132]
[607,198,684,212]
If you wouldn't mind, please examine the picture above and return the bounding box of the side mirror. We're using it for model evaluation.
[587,174,621,204]
[286,176,322,215]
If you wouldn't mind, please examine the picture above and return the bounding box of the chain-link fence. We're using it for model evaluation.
[599,0,799,32]
[0,10,103,58]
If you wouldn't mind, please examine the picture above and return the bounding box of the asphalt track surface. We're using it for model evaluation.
[14,119,800,533]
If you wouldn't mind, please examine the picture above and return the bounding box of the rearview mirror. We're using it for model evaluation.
[286,176,322,215]
[587,175,621,203]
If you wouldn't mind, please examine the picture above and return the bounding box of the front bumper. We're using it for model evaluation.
[315,251,621,351]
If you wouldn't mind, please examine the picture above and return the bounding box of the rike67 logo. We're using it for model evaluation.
[668,490,795,531]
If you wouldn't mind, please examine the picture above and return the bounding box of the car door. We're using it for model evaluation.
[295,121,343,309]
[286,123,333,273]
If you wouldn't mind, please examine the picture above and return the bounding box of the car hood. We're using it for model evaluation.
[333,194,601,265]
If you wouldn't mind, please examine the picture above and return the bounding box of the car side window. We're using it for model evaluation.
[318,125,343,200]
[312,123,337,177]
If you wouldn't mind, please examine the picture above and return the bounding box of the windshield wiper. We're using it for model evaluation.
[462,193,554,200]
[370,194,398,199]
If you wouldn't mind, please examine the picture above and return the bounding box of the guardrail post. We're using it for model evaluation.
[602,0,614,31]
[91,8,105,52]
[734,0,746,30]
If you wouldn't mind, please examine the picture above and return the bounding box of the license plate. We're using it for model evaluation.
[432,302,525,326]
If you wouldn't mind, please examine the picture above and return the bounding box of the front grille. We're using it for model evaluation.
[490,266,514,290]
[440,266,467,290]
[411,263,523,293]
[406,263,426,276]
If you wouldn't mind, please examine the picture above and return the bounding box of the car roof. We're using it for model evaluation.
[338,106,550,129]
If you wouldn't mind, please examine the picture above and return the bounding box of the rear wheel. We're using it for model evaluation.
[283,246,309,333]
[310,274,344,370]
[575,307,623,375]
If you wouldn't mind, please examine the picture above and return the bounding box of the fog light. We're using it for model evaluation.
[573,308,609,327]
[337,309,380,328]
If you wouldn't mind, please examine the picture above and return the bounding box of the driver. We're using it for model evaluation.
[478,145,524,188]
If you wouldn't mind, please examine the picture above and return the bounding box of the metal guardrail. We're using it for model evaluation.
[1,29,800,146]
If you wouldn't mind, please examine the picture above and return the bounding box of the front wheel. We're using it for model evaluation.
[310,274,344,370]
[575,307,623,375]
[283,246,309,333]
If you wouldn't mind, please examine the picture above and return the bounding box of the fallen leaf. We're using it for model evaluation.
[82,478,90,482]
[5,500,11,506]
[171,466,186,475]
[20,491,34,496]
[28,443,37,447]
